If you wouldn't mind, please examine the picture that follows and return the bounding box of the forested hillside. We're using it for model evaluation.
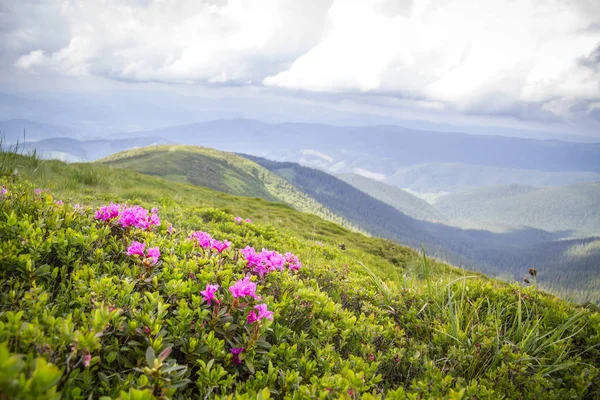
[435,183,600,236]
[337,173,445,221]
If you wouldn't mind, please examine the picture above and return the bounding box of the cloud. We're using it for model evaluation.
[264,0,600,120]
[9,0,332,83]
[3,0,600,128]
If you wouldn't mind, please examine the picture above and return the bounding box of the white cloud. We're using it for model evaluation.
[264,0,600,116]
[11,0,332,83]
[3,0,600,127]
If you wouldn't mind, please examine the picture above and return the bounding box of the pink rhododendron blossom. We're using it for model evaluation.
[167,223,173,234]
[190,230,212,248]
[34,189,43,195]
[55,200,63,206]
[210,239,231,253]
[245,218,252,223]
[230,347,244,365]
[127,241,146,256]
[94,204,120,221]
[83,354,92,368]
[229,277,258,299]
[94,204,160,230]
[146,247,160,264]
[1,187,6,197]
[285,252,302,271]
[201,283,220,305]
[234,216,243,224]
[241,247,301,276]
[127,241,160,265]
[247,303,274,324]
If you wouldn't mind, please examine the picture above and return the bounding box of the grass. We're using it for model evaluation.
[1,150,599,398]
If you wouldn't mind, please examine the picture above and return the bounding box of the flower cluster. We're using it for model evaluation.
[189,230,231,253]
[241,247,302,277]
[200,283,219,305]
[247,304,274,324]
[94,204,160,230]
[229,276,259,299]
[234,216,252,224]
[127,240,161,266]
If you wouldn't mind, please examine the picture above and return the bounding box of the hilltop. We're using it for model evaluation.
[1,150,599,398]
[99,145,350,230]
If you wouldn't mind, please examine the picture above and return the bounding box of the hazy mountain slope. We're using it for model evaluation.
[435,182,600,236]
[242,154,446,248]
[0,118,79,142]
[385,163,600,193]
[337,173,446,221]
[99,145,350,229]
[120,119,600,174]
[20,136,173,162]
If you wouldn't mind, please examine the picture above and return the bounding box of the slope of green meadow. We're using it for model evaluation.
[0,150,599,399]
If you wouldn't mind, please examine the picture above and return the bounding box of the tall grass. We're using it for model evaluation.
[0,133,40,178]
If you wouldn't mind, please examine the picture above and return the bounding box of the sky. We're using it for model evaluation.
[1,0,599,137]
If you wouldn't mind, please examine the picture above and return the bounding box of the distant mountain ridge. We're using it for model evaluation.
[116,119,600,174]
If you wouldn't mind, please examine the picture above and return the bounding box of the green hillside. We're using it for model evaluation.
[337,173,445,221]
[100,145,351,231]
[99,147,600,304]
[1,150,600,398]
[435,183,600,236]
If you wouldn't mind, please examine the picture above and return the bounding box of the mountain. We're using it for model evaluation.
[99,145,350,229]
[1,150,599,398]
[0,119,79,143]
[384,163,600,193]
[435,183,600,236]
[120,119,600,174]
[19,136,173,162]
[337,173,446,221]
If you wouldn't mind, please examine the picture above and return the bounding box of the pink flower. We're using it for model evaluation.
[127,241,145,256]
[210,239,231,253]
[146,247,160,265]
[247,303,274,324]
[127,241,160,265]
[0,187,6,197]
[261,249,285,272]
[119,205,159,229]
[285,252,302,271]
[167,223,173,234]
[83,354,92,368]
[200,283,220,305]
[245,218,252,223]
[234,216,243,224]
[190,231,212,248]
[34,189,42,195]
[229,277,258,299]
[55,200,63,206]
[230,347,244,365]
[94,203,120,221]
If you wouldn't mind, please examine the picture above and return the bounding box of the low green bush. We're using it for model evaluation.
[0,179,598,399]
